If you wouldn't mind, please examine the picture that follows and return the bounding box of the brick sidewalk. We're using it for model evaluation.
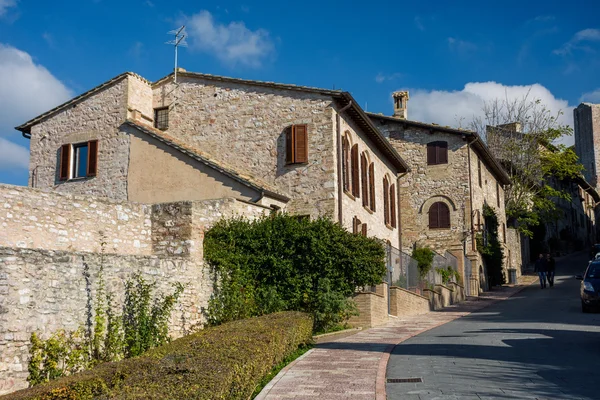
[256,278,537,400]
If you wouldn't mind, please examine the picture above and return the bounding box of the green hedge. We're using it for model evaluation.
[5,312,313,400]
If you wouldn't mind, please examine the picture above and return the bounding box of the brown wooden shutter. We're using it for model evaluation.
[342,137,349,191]
[351,145,360,197]
[383,177,389,225]
[438,142,448,164]
[429,203,439,228]
[361,223,367,237]
[427,143,436,165]
[369,163,376,211]
[294,124,308,163]
[496,183,500,207]
[439,203,450,228]
[286,127,294,164]
[478,160,482,187]
[390,184,396,228]
[87,140,98,177]
[59,144,70,181]
[361,154,368,207]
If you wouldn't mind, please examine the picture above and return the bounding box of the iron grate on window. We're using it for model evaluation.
[154,108,169,130]
[387,378,423,383]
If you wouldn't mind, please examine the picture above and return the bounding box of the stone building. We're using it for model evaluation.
[16,69,409,249]
[369,92,512,294]
[574,103,600,189]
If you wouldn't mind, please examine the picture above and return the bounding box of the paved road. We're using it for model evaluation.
[386,252,600,400]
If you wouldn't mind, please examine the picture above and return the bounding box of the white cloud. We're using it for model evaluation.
[0,137,28,169]
[447,37,477,53]
[402,81,575,146]
[581,88,600,104]
[0,0,16,16]
[185,10,274,68]
[375,72,403,83]
[0,43,72,171]
[554,28,600,56]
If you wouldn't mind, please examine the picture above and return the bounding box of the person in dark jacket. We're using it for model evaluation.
[546,253,556,287]
[534,253,548,289]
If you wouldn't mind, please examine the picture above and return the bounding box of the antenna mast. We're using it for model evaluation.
[167,26,188,84]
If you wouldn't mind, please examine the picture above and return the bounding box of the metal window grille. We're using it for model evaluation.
[154,108,169,130]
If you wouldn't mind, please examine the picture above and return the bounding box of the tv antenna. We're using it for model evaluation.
[166,26,188,84]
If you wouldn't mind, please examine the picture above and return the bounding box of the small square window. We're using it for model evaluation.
[154,107,169,130]
[72,143,88,178]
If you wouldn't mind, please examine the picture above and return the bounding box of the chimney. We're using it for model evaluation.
[392,91,409,119]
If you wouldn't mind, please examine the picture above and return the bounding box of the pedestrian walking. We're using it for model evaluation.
[534,253,547,289]
[546,253,556,287]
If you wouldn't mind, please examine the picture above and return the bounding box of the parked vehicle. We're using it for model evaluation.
[590,244,600,259]
[577,261,600,313]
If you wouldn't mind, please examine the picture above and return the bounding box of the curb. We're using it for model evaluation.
[375,281,535,400]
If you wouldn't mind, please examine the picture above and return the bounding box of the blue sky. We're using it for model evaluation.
[1,0,599,186]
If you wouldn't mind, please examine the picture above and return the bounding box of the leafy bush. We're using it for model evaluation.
[476,204,505,286]
[411,246,434,278]
[204,214,386,333]
[435,266,460,285]
[8,312,313,400]
[27,272,183,386]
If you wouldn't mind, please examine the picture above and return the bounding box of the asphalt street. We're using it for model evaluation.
[386,251,600,400]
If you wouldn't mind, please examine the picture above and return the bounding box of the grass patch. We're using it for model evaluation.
[251,344,313,399]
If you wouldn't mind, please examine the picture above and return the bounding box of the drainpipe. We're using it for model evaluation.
[336,101,352,225]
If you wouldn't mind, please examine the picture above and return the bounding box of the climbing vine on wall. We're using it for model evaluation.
[476,204,505,286]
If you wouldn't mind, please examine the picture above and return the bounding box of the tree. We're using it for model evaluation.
[470,93,583,237]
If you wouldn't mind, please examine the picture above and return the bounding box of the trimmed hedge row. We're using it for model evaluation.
[5,312,313,400]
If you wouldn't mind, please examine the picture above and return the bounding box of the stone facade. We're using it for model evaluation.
[370,115,511,289]
[574,103,600,188]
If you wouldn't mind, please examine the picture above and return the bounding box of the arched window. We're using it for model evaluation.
[342,135,350,192]
[351,144,359,197]
[428,202,450,229]
[427,141,448,165]
[361,153,368,207]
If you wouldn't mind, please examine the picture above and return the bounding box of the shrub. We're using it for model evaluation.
[411,246,434,278]
[204,214,386,332]
[435,266,460,285]
[476,204,505,286]
[7,312,313,400]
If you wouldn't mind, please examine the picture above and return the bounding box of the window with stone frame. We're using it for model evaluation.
[383,176,396,228]
[428,202,450,229]
[59,140,98,181]
[154,107,169,130]
[426,141,448,165]
[350,144,360,197]
[389,183,396,228]
[286,124,308,164]
[478,159,482,187]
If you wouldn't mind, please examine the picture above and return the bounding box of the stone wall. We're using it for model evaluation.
[389,287,430,316]
[28,76,130,201]
[0,247,210,395]
[0,184,151,255]
[152,76,337,219]
[347,283,389,328]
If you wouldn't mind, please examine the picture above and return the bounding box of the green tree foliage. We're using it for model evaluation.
[471,96,584,237]
[435,266,460,285]
[203,214,386,332]
[476,204,505,286]
[411,246,434,278]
